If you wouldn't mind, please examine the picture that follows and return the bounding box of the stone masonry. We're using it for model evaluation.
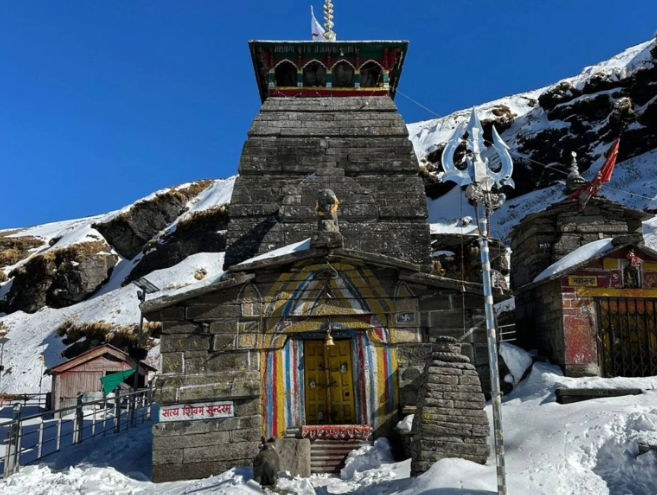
[510,198,648,289]
[225,96,431,269]
[410,337,490,475]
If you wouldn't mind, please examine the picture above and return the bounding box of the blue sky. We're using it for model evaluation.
[1,1,655,228]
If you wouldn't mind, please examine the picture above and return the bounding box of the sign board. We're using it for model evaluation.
[395,312,416,325]
[159,401,234,422]
[568,275,597,287]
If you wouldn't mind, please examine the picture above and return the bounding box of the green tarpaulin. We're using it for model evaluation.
[101,369,135,395]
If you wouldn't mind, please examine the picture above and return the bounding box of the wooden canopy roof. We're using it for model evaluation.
[48,344,157,375]
[249,40,409,103]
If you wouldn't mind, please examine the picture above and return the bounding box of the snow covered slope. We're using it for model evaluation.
[416,37,657,239]
[0,178,235,393]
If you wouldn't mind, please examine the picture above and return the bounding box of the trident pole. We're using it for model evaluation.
[440,108,513,495]
[476,202,507,495]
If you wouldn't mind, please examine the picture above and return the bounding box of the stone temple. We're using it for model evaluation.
[143,21,505,483]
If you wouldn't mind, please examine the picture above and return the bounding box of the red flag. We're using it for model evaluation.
[567,139,620,211]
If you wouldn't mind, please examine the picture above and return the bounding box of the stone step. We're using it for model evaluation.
[309,438,371,474]
[555,388,642,404]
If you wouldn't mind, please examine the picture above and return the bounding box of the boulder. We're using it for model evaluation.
[93,180,213,260]
[277,438,311,478]
[126,205,229,284]
[5,241,118,314]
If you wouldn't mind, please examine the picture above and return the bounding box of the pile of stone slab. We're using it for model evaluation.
[410,337,490,475]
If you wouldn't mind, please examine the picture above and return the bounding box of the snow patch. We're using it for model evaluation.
[533,238,615,283]
[396,414,414,432]
[499,342,533,385]
[0,252,225,393]
[4,364,657,493]
[340,438,395,480]
[236,238,311,266]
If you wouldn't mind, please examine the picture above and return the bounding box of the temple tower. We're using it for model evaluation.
[225,39,431,269]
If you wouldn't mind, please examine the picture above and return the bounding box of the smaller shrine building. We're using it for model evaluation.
[511,197,657,377]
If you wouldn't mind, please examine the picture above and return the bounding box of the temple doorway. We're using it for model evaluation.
[303,340,356,425]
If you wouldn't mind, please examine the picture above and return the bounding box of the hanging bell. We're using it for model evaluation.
[325,325,335,347]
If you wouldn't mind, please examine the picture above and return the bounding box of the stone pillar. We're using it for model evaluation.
[410,337,490,475]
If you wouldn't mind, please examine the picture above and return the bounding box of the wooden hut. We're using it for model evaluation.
[48,344,156,412]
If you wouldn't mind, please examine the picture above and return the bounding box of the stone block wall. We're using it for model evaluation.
[152,404,261,482]
[410,338,490,475]
[145,254,501,481]
[560,284,598,377]
[515,279,564,367]
[510,199,646,289]
[148,282,262,483]
[396,281,493,405]
[225,96,431,269]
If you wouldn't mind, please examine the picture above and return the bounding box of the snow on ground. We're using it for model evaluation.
[3,362,657,494]
[415,38,657,245]
[396,415,414,433]
[409,39,654,165]
[0,178,235,282]
[494,297,515,315]
[0,252,225,394]
[499,342,533,385]
[0,177,236,394]
[427,148,657,247]
[0,214,111,280]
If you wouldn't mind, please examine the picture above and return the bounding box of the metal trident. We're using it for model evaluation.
[441,108,515,190]
[440,108,513,495]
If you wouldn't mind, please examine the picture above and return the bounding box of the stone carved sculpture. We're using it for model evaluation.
[253,437,280,487]
[316,189,340,233]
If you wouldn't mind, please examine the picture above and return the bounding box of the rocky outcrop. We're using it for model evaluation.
[410,337,490,475]
[0,233,44,269]
[506,43,657,197]
[4,241,118,314]
[93,181,213,260]
[56,319,161,359]
[415,38,657,202]
[126,205,229,283]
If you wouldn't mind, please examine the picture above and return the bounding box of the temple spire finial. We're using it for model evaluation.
[565,151,586,194]
[323,0,336,41]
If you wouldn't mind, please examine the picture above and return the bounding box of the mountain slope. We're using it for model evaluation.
[0,179,235,393]
[410,37,657,203]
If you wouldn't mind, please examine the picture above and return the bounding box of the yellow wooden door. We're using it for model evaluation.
[303,340,356,425]
[304,341,328,424]
[326,340,356,424]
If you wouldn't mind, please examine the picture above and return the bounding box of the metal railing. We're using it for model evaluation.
[1,383,154,478]
[498,323,517,343]
[0,393,50,409]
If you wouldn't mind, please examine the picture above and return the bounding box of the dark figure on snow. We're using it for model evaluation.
[253,437,280,487]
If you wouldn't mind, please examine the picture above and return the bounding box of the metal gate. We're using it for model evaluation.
[596,297,657,377]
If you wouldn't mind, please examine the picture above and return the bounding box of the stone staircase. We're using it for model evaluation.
[310,438,371,474]
[285,428,371,474]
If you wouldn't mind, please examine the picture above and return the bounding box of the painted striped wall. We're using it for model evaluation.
[261,331,397,439]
